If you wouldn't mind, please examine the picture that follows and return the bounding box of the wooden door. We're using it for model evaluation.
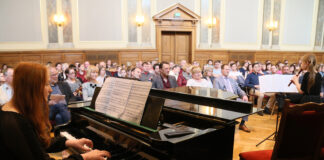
[161,31,191,63]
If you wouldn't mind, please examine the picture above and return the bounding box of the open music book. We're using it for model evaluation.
[259,75,298,93]
[95,77,152,125]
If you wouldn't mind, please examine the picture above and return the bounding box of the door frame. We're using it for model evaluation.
[152,3,200,63]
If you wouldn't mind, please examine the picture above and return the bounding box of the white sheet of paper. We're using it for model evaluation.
[259,75,298,93]
[95,77,152,124]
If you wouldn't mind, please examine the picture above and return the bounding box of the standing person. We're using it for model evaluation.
[0,62,110,160]
[214,64,250,132]
[151,62,178,89]
[277,54,323,109]
[186,66,212,88]
[0,68,14,105]
[140,62,154,81]
[82,66,100,101]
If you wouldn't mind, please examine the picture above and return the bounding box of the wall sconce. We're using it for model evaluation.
[267,20,278,31]
[135,15,144,26]
[53,14,65,27]
[207,18,217,28]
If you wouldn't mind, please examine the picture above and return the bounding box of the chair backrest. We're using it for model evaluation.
[271,100,324,160]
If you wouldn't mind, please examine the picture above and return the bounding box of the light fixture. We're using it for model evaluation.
[135,15,144,26]
[207,17,217,28]
[267,20,278,31]
[53,14,65,27]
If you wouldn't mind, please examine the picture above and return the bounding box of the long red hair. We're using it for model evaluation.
[11,62,51,147]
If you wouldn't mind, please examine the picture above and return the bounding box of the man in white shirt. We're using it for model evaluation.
[0,68,14,105]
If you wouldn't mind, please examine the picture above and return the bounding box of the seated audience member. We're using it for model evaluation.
[0,73,5,86]
[131,67,142,80]
[229,63,245,86]
[204,59,214,70]
[264,63,272,74]
[203,67,214,88]
[55,62,63,74]
[169,61,175,69]
[321,78,324,102]
[49,67,75,125]
[58,63,69,81]
[77,64,87,83]
[151,62,178,89]
[192,61,200,67]
[1,64,8,73]
[187,66,212,88]
[65,68,83,101]
[319,64,324,77]
[214,64,250,132]
[106,59,112,69]
[289,64,296,74]
[282,65,291,75]
[244,63,276,116]
[0,68,13,105]
[239,62,249,77]
[213,60,222,77]
[75,62,80,71]
[170,65,187,87]
[182,64,192,80]
[140,62,154,81]
[153,63,160,76]
[1,62,110,160]
[119,69,127,78]
[82,65,100,101]
[84,61,90,71]
[277,54,322,109]
[99,61,106,68]
[270,65,278,74]
[96,67,107,86]
[261,63,267,73]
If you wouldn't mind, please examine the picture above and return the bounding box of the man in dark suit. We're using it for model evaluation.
[151,61,178,89]
[49,67,76,125]
[214,64,250,133]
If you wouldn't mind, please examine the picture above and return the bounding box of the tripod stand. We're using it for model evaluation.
[256,107,280,147]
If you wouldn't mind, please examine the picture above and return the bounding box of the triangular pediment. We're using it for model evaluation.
[153,3,200,21]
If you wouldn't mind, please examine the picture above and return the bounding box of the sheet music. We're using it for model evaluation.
[259,75,298,93]
[95,77,152,124]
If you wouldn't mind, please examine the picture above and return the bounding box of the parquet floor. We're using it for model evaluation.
[232,112,278,160]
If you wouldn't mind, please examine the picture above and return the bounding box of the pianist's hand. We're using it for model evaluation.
[66,138,93,152]
[81,149,111,160]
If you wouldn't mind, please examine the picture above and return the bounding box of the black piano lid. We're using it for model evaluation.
[149,86,254,114]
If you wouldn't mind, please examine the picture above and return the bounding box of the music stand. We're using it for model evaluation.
[256,106,280,146]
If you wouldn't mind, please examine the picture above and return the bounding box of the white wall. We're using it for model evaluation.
[0,0,42,42]
[224,0,259,44]
[281,0,315,45]
[78,0,122,41]
[0,0,322,51]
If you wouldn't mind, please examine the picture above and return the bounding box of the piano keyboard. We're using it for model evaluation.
[60,128,149,160]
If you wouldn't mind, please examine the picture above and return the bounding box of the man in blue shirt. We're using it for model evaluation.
[245,63,275,116]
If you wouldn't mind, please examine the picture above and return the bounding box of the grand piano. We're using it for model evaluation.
[55,86,258,160]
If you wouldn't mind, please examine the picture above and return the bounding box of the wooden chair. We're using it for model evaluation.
[239,100,324,160]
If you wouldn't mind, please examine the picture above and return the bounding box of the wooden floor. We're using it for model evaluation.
[232,112,278,160]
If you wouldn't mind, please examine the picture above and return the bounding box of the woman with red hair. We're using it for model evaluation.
[0,62,110,160]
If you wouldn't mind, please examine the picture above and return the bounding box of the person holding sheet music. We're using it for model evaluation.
[214,64,251,133]
[277,54,322,109]
[244,63,276,116]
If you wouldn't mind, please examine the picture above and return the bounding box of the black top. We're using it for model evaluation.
[301,72,322,96]
[0,107,83,160]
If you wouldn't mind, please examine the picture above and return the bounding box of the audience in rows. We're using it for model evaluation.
[1,57,324,133]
